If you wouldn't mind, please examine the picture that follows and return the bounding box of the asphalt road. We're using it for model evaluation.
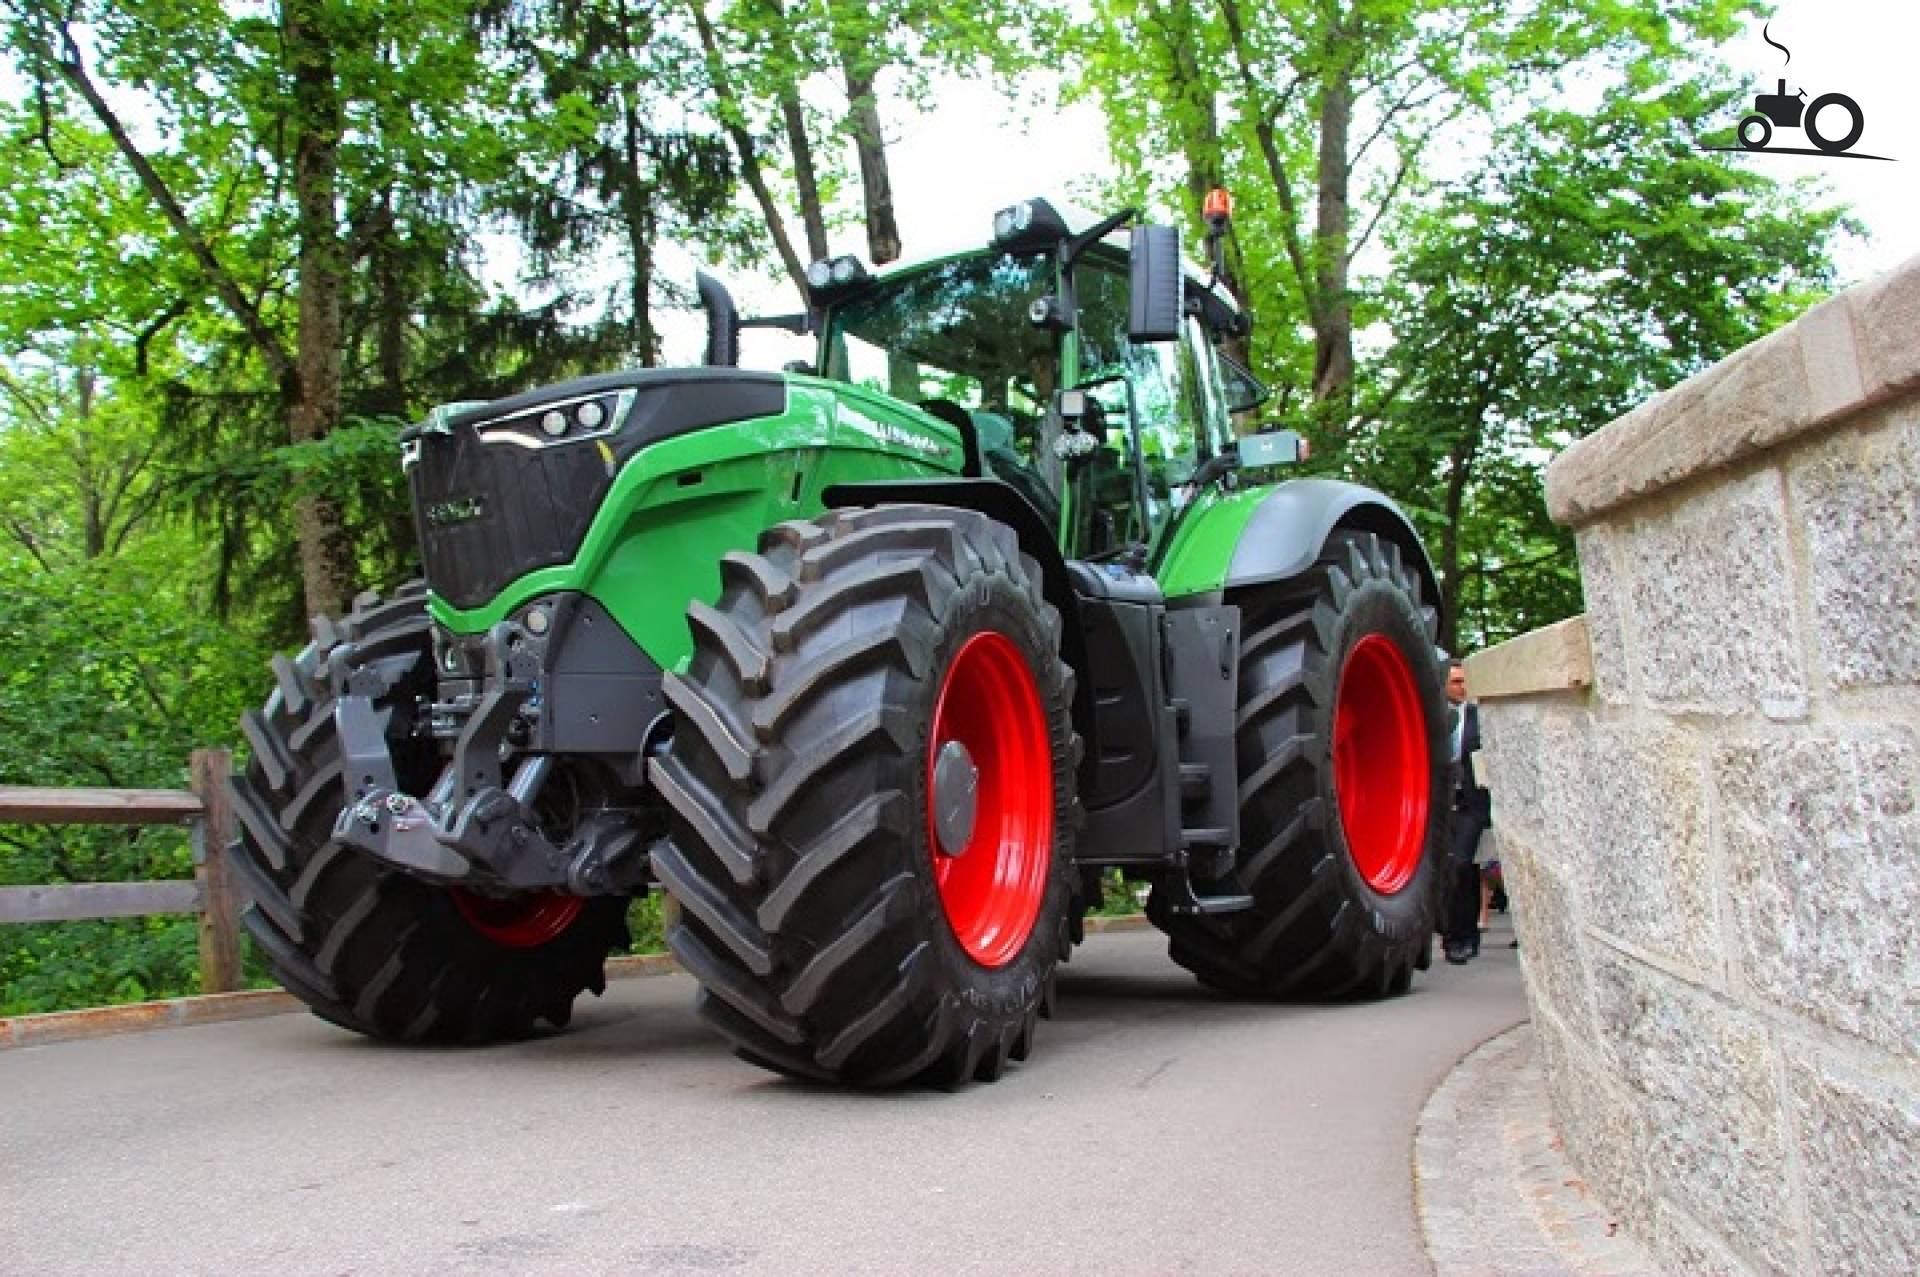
[2,926,1527,1276]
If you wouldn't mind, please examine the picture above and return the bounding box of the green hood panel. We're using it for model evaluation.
[427,379,963,669]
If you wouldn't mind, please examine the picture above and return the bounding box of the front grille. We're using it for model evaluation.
[407,369,784,610]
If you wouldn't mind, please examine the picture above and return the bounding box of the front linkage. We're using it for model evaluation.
[330,592,660,902]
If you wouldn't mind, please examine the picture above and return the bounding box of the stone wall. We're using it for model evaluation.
[1464,254,1920,1276]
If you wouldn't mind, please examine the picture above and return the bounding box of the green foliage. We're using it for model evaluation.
[626,894,667,955]
[0,537,274,1011]
[1091,869,1148,916]
[1,918,203,1016]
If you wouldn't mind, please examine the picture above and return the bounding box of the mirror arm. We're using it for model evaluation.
[1189,444,1239,492]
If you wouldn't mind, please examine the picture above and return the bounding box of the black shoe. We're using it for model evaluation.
[1509,939,1520,949]
[1444,942,1473,965]
[1468,936,1481,958]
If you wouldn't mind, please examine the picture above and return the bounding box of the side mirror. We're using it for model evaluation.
[1128,223,1181,343]
[1237,429,1309,468]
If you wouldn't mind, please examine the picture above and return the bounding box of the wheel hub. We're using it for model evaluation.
[926,630,1053,968]
[1332,634,1430,896]
[931,740,980,857]
[450,888,584,948]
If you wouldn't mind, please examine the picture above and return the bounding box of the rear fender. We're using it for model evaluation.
[1167,478,1442,612]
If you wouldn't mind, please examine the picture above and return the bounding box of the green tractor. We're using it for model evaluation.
[230,197,1450,1086]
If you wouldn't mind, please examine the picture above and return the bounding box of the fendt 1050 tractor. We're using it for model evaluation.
[231,196,1449,1087]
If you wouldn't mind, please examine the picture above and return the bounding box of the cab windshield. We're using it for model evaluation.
[822,252,1063,520]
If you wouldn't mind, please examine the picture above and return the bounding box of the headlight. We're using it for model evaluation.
[472,390,634,450]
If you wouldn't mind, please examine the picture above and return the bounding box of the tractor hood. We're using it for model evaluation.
[403,368,785,610]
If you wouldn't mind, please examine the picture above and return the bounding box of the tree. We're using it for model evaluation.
[1076,0,1759,435]
[1365,79,1848,649]
[495,0,742,364]
[5,1,621,621]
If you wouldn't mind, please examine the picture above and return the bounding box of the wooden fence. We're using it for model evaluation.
[0,749,246,994]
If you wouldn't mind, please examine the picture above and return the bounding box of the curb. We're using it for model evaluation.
[2,990,302,1049]
[1,914,1152,1048]
[1414,1021,1657,1276]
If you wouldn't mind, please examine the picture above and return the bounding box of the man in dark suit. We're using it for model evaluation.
[1442,660,1492,965]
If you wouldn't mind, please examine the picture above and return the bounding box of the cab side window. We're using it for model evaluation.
[1074,261,1204,552]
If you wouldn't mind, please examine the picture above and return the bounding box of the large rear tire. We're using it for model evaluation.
[1151,531,1447,998]
[228,584,629,1042]
[649,506,1079,1087]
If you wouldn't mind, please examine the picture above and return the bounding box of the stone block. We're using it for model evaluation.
[1795,292,1866,424]
[1548,256,1920,528]
[1623,470,1807,716]
[1547,325,1813,527]
[1713,731,1920,1060]
[1547,1043,1654,1238]
[1578,723,1718,974]
[1651,1199,1765,1276]
[1785,1051,1920,1275]
[1575,527,1633,704]
[1589,953,1798,1272]
[1477,703,1545,846]
[1849,251,1920,401]
[1538,709,1597,886]
[1508,848,1597,1041]
[1463,616,1592,699]
[1786,400,1920,688]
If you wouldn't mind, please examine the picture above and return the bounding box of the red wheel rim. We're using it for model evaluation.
[450,889,584,948]
[926,630,1053,968]
[1331,634,1429,895]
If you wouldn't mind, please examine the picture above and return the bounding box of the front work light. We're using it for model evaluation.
[990,198,1071,252]
[806,254,871,301]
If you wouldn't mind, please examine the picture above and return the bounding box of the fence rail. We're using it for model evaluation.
[0,749,245,994]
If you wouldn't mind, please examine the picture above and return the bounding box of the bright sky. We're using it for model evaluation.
[666,0,1916,365]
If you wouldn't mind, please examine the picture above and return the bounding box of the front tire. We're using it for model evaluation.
[649,506,1079,1087]
[1152,531,1448,998]
[228,584,630,1042]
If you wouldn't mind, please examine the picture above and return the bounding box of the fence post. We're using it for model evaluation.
[190,749,242,993]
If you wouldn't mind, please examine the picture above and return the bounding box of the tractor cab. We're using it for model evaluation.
[807,198,1266,567]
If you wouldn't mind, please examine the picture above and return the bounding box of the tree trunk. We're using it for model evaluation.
[77,367,105,560]
[618,86,661,366]
[690,1,809,299]
[1436,421,1483,654]
[285,0,355,619]
[758,0,827,262]
[836,40,900,265]
[372,192,409,418]
[783,93,828,262]
[1311,68,1354,424]
[1158,0,1251,326]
